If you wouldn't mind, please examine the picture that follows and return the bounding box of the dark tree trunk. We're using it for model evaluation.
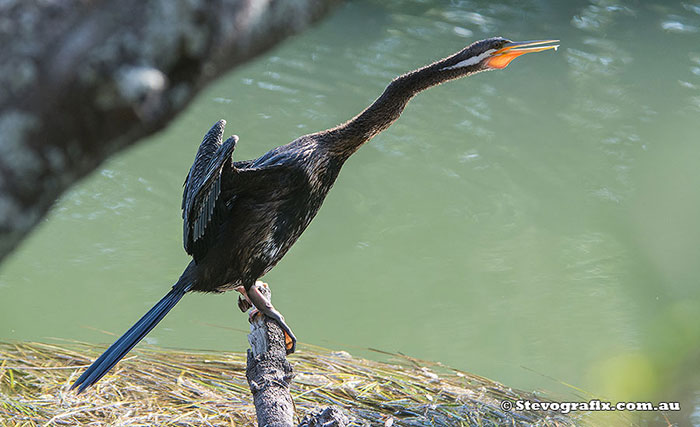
[0,0,341,262]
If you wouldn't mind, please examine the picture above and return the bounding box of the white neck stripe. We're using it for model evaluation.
[441,49,496,70]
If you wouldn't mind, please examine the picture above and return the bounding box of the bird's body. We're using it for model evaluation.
[72,37,558,393]
[182,133,342,293]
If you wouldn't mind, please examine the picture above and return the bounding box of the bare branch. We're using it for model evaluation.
[247,309,296,426]
[0,0,341,261]
[245,281,350,426]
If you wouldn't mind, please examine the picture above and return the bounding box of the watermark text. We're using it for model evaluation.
[500,399,680,414]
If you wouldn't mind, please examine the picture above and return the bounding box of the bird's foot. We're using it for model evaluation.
[238,296,252,313]
[248,281,297,354]
[248,308,294,352]
[234,286,252,313]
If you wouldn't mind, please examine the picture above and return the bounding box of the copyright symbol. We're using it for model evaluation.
[501,400,513,411]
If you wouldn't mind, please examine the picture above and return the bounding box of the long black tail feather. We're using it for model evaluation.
[71,282,191,393]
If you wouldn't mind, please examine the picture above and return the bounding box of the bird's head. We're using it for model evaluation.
[440,37,559,74]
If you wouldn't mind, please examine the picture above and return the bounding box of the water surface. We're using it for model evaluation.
[2,0,699,420]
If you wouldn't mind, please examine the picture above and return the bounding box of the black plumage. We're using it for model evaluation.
[71,37,557,393]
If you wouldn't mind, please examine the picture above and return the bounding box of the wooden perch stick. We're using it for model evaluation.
[246,281,295,426]
[245,281,350,427]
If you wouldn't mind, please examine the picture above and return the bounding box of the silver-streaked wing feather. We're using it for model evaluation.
[182,120,238,260]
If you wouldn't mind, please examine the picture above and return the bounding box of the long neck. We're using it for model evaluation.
[318,53,483,158]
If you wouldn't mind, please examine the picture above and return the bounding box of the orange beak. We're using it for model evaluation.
[486,39,559,69]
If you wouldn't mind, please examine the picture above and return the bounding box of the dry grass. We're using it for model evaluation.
[0,341,581,426]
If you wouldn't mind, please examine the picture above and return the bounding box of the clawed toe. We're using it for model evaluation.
[283,329,296,354]
[246,281,297,354]
[238,296,252,312]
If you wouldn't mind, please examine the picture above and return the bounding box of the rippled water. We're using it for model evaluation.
[2,0,699,421]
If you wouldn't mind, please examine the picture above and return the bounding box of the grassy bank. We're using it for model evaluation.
[0,341,586,426]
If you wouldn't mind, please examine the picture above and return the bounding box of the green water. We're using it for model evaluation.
[2,0,700,417]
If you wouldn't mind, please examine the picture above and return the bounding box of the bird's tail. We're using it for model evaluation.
[71,280,192,394]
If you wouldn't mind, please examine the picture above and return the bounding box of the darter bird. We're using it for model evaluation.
[72,38,558,393]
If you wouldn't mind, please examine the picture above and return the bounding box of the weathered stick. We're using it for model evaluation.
[246,282,295,426]
[245,281,351,427]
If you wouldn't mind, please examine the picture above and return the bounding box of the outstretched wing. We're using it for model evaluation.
[182,120,238,260]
